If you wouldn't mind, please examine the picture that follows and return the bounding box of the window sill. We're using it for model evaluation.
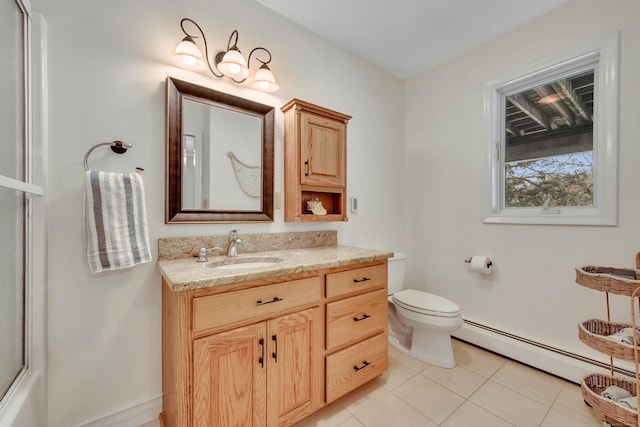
[484,208,617,226]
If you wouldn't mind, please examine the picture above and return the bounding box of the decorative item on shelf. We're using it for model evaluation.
[306,198,327,215]
[171,18,279,92]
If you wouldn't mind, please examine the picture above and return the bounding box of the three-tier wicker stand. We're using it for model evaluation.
[576,252,640,427]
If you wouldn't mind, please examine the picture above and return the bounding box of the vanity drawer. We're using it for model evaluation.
[326,264,386,299]
[192,276,322,335]
[326,289,387,351]
[326,332,388,403]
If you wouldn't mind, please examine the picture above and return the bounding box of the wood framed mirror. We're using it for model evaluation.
[165,77,274,223]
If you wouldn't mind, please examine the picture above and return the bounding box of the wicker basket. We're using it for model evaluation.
[575,266,640,296]
[579,319,639,362]
[582,373,639,427]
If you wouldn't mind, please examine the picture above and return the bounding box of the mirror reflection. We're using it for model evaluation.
[182,98,262,211]
[166,77,274,223]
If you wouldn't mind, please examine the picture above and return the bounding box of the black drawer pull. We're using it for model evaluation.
[353,314,371,322]
[353,361,371,371]
[353,277,371,283]
[256,297,283,306]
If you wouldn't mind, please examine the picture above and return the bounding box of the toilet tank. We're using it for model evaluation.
[388,252,406,294]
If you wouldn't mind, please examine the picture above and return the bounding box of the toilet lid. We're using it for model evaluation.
[392,289,461,317]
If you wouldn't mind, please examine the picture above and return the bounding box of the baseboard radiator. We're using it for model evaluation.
[455,319,635,382]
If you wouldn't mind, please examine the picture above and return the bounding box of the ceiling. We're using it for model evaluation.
[505,69,594,162]
[254,0,569,79]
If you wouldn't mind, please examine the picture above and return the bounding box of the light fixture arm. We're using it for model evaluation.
[179,18,223,78]
[226,30,241,52]
[227,47,273,84]
[248,47,273,67]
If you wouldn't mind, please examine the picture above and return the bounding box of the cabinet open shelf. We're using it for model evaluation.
[298,188,347,222]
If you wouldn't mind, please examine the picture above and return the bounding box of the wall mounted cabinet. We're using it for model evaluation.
[281,99,351,222]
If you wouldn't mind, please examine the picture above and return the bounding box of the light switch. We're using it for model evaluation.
[350,197,358,213]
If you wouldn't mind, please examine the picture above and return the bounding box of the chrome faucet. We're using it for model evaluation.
[226,229,242,257]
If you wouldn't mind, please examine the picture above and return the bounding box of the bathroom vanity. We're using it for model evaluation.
[158,232,392,427]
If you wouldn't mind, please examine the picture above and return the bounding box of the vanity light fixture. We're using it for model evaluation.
[172,18,280,93]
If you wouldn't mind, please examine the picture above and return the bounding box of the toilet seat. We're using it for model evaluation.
[392,289,460,317]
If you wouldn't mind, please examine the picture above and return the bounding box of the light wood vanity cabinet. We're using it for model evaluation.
[324,264,389,404]
[192,277,322,336]
[326,289,387,352]
[192,308,322,427]
[161,260,388,427]
[281,99,351,222]
[192,323,266,427]
[326,333,388,404]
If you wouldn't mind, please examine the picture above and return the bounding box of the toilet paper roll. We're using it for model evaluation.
[469,256,493,274]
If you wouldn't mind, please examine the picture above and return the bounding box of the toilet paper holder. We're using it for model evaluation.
[464,257,492,267]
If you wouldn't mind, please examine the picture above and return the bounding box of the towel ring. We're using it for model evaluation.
[83,141,142,172]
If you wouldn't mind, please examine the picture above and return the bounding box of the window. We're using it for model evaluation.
[0,0,46,424]
[0,0,28,403]
[485,34,618,225]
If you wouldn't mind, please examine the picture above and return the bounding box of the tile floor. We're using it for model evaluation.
[142,339,606,427]
[294,339,604,427]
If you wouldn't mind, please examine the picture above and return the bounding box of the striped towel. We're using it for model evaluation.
[84,170,152,273]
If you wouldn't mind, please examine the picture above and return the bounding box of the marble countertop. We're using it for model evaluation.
[158,245,393,292]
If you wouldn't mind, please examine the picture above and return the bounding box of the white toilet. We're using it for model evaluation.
[387,253,463,368]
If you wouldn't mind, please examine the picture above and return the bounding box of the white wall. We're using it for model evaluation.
[405,0,640,371]
[31,0,405,425]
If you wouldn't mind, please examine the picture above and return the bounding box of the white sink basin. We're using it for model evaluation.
[208,257,283,270]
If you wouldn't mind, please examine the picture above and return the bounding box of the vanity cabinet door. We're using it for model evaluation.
[266,307,323,427]
[193,323,267,427]
[192,308,322,427]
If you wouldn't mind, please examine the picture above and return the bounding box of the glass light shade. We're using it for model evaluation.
[217,49,250,80]
[250,66,279,92]
[172,37,205,70]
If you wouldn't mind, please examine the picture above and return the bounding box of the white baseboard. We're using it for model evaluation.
[454,319,620,384]
[74,394,162,427]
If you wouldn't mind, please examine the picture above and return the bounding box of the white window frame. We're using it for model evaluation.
[484,33,619,226]
[0,0,47,425]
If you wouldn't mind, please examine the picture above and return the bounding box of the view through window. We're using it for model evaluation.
[503,68,595,209]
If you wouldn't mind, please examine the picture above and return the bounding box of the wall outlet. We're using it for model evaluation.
[274,192,282,209]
